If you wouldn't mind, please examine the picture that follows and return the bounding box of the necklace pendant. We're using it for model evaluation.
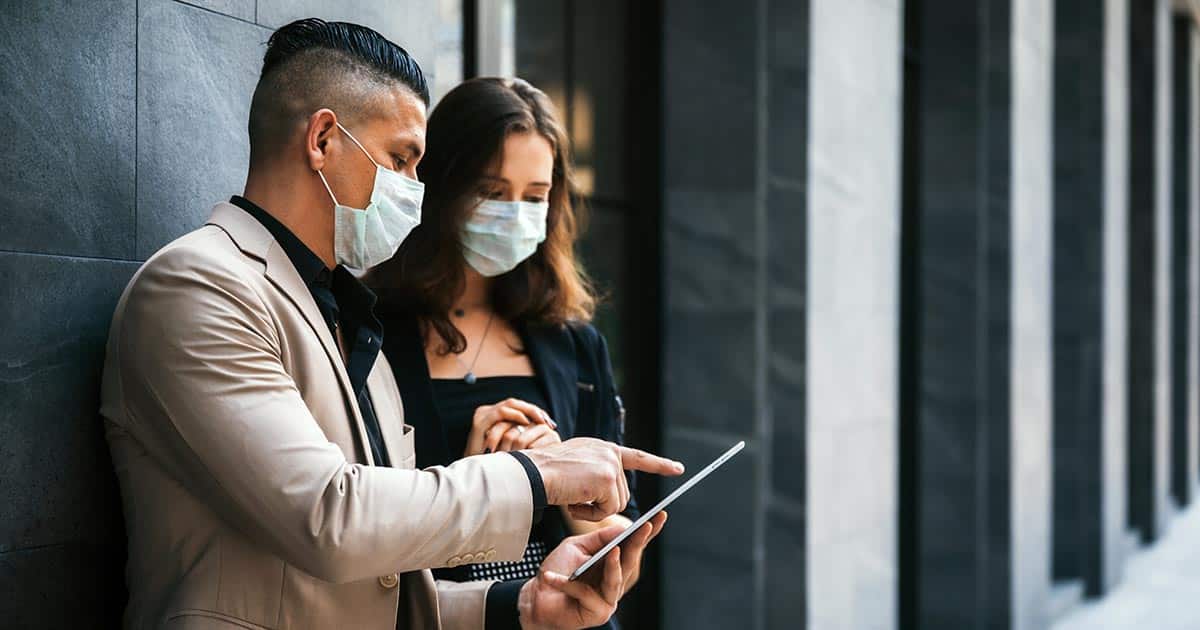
[464,371,477,385]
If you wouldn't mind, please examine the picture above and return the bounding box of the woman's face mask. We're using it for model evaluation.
[460,198,549,277]
[460,131,555,276]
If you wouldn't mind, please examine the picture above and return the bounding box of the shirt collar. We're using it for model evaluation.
[229,195,328,287]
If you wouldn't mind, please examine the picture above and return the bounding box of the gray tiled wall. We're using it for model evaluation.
[0,1,436,625]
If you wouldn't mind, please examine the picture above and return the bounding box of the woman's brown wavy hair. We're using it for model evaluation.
[367,77,595,354]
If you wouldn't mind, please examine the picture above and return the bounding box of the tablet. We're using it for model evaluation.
[569,440,746,581]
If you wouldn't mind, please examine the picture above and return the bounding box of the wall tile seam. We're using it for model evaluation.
[0,249,143,265]
[171,0,260,28]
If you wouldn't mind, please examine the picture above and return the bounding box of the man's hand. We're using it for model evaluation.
[522,438,685,521]
[518,520,665,629]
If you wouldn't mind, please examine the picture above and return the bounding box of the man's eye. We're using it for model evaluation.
[391,155,408,170]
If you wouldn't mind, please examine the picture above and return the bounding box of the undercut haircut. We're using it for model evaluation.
[247,18,429,165]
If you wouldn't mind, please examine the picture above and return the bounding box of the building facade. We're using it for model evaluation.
[2,1,1200,628]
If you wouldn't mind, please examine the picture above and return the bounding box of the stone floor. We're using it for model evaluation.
[1053,500,1200,629]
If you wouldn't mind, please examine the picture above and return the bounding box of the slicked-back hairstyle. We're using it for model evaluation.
[247,18,429,165]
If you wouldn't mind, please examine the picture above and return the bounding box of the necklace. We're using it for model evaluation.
[454,311,494,385]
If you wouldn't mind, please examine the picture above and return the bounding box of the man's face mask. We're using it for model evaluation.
[316,120,424,269]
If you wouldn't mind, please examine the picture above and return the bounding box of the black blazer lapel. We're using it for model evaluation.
[520,322,579,439]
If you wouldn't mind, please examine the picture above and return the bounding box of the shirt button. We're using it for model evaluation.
[378,573,399,589]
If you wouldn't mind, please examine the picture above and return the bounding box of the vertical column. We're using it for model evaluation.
[1153,0,1175,525]
[1190,24,1200,495]
[1101,0,1131,588]
[1051,0,1104,596]
[900,0,1053,627]
[1011,2,1054,628]
[1051,0,1129,597]
[806,0,901,628]
[660,0,774,627]
[1127,0,1171,543]
[1171,15,1193,509]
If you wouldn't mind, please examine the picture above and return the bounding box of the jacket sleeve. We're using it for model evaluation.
[111,249,533,584]
[434,579,502,629]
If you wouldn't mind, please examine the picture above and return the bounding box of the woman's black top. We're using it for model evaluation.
[375,307,640,580]
[430,375,554,581]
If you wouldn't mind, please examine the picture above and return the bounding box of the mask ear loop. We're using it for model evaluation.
[336,121,382,169]
[316,169,340,206]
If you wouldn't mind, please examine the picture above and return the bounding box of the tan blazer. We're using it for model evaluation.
[100,202,534,629]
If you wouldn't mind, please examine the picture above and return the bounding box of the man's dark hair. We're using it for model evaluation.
[248,18,429,164]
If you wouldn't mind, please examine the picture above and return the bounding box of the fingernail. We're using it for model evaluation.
[674,461,685,473]
[543,571,566,584]
[548,418,558,429]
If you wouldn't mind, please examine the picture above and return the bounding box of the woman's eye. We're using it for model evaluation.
[481,189,504,199]
[525,196,548,203]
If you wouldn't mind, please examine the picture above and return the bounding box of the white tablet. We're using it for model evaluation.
[569,440,746,581]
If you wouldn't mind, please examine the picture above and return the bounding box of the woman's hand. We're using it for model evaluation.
[464,398,558,457]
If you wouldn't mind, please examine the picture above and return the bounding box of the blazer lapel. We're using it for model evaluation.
[521,323,579,438]
[206,202,376,465]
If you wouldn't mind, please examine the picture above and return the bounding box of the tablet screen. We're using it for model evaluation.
[569,440,746,580]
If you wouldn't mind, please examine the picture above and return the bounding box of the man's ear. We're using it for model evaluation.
[305,109,338,172]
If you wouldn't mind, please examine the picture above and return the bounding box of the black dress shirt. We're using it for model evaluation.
[231,195,390,467]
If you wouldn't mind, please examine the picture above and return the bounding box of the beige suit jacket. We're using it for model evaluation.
[100,202,534,629]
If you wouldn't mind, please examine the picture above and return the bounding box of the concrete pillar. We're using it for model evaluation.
[806,0,902,628]
[1051,0,1131,597]
[1101,0,1133,588]
[1171,15,1194,509]
[900,0,1052,627]
[659,0,805,627]
[1127,0,1173,543]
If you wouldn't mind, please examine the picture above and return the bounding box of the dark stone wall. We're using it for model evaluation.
[0,2,435,625]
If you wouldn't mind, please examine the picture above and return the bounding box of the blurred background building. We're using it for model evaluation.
[3,0,1200,628]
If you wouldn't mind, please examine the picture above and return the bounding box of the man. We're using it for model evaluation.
[100,18,682,629]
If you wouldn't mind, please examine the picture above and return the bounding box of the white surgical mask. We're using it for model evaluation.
[461,198,549,276]
[317,121,424,269]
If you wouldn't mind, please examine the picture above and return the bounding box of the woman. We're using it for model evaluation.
[369,77,653,623]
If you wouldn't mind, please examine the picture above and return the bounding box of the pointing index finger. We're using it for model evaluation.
[617,446,685,476]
